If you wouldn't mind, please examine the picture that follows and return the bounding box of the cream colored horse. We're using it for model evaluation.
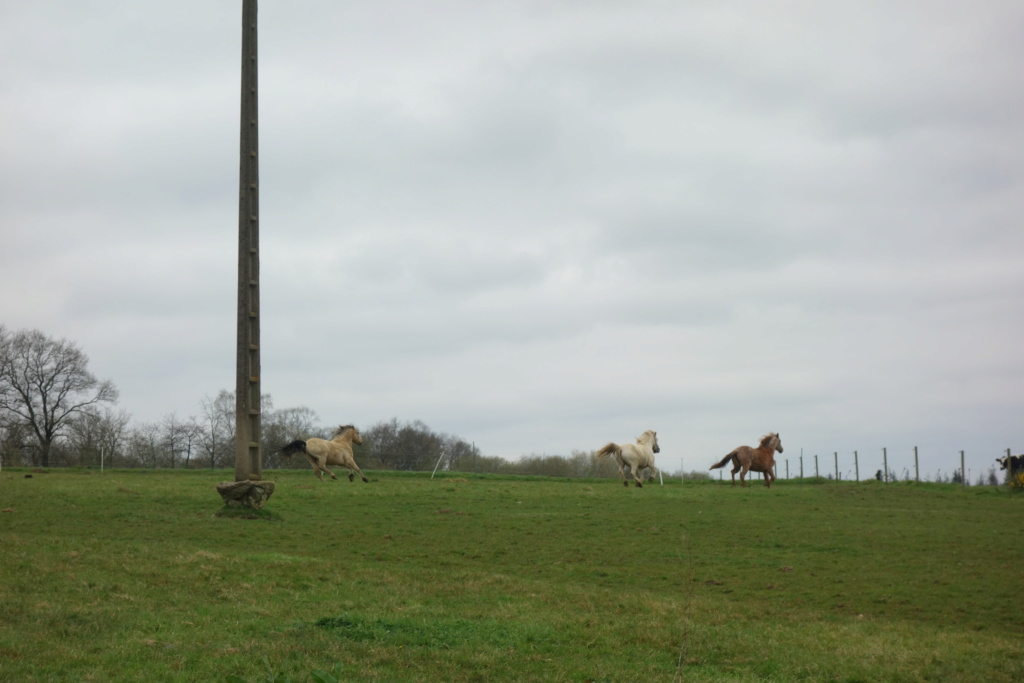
[596,430,660,487]
[709,432,783,488]
[281,425,368,482]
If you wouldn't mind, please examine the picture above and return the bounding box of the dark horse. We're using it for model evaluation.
[709,432,784,488]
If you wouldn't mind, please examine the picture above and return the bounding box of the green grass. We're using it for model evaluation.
[0,469,1021,682]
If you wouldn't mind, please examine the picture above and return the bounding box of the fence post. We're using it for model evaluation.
[883,447,888,483]
[785,459,789,479]
[914,446,919,482]
[800,455,803,479]
[1007,448,1013,497]
[854,450,859,481]
[430,450,445,479]
[814,454,819,478]
[960,450,966,488]
[834,452,839,481]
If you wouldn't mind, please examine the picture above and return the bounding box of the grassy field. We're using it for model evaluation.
[0,468,1021,682]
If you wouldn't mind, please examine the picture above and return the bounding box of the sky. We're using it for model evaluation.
[2,1,1022,479]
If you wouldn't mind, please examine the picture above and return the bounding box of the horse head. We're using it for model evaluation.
[641,430,660,453]
[334,425,363,445]
[769,433,783,453]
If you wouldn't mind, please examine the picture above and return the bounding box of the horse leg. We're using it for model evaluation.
[350,462,369,483]
[305,454,325,482]
[619,465,628,487]
[319,459,338,480]
[730,463,740,487]
[740,466,749,487]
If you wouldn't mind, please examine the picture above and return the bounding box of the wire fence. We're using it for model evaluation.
[693,447,1018,487]
[4,443,1019,488]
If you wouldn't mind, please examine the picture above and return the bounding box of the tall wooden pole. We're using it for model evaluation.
[235,0,261,481]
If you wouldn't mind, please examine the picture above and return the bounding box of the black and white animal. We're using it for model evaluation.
[996,453,1024,477]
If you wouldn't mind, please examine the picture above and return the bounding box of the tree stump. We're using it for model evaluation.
[216,480,275,509]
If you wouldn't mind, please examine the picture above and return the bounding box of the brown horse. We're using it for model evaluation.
[596,430,660,487]
[281,425,368,483]
[709,432,783,488]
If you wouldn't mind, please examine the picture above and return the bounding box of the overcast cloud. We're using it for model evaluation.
[2,1,1022,478]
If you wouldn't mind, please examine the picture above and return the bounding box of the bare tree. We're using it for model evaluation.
[128,422,162,468]
[364,418,445,471]
[162,413,188,469]
[200,390,235,469]
[0,327,119,466]
[98,408,131,466]
[440,434,479,471]
[156,413,203,469]
[0,415,34,467]
[66,407,131,467]
[180,417,202,469]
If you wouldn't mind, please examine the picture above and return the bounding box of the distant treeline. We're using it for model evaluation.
[1,390,707,479]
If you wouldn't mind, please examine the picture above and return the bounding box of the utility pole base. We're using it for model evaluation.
[216,479,275,509]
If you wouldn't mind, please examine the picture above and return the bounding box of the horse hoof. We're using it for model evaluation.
[636,482,643,488]
[362,478,369,483]
[622,481,628,487]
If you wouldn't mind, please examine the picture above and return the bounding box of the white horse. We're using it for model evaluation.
[281,425,368,483]
[596,430,660,487]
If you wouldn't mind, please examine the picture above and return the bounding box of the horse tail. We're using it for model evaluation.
[281,439,307,457]
[709,450,737,470]
[595,443,621,461]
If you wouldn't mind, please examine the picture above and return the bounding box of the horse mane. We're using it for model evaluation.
[334,424,356,436]
[758,432,778,448]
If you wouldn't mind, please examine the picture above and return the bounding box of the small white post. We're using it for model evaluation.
[430,451,445,479]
